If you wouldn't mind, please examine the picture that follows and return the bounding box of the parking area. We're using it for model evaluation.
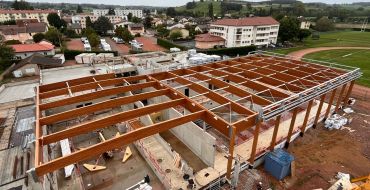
[136,36,166,52]
[105,37,130,55]
[66,38,84,51]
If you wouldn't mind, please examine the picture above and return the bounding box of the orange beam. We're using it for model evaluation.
[40,98,186,145]
[300,100,313,137]
[35,111,205,176]
[226,126,236,180]
[313,94,326,128]
[35,86,42,167]
[343,81,355,107]
[249,121,262,165]
[285,108,298,149]
[334,84,347,113]
[269,115,281,151]
[324,89,337,120]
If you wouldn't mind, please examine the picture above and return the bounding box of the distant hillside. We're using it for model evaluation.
[175,1,222,17]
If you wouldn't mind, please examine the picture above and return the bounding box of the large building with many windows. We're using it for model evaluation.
[0,9,59,25]
[92,9,143,18]
[209,17,279,48]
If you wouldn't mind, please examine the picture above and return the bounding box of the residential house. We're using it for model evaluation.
[195,24,210,33]
[128,23,144,35]
[298,16,311,29]
[67,23,82,34]
[0,9,60,25]
[0,22,48,43]
[209,17,279,48]
[169,27,189,39]
[11,54,62,78]
[195,33,225,49]
[10,40,55,59]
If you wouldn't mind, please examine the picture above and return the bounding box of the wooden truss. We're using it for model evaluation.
[32,53,361,181]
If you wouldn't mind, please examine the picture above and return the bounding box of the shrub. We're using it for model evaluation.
[157,38,187,51]
[4,40,22,45]
[197,45,257,56]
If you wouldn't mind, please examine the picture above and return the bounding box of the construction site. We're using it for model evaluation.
[1,51,369,190]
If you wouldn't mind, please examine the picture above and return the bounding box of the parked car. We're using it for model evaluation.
[129,40,143,47]
[112,37,124,44]
[81,37,87,42]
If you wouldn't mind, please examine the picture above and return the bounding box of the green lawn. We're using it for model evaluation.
[303,49,370,87]
[273,30,370,54]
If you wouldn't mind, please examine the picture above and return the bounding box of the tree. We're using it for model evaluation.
[143,16,153,28]
[108,8,115,15]
[45,27,62,46]
[297,29,311,41]
[127,13,133,21]
[82,27,96,37]
[278,16,299,42]
[156,25,169,38]
[0,43,15,70]
[131,17,142,23]
[208,3,214,18]
[166,7,177,17]
[315,17,334,32]
[33,33,45,43]
[115,26,133,43]
[170,30,182,40]
[12,0,33,10]
[85,16,93,28]
[87,33,100,48]
[93,16,113,35]
[64,29,78,38]
[47,13,66,29]
[186,1,196,9]
[76,5,83,13]
[0,20,16,25]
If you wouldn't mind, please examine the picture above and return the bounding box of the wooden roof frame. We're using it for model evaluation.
[32,53,359,180]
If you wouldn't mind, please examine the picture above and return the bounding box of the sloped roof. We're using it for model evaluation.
[212,17,279,26]
[11,42,54,53]
[0,9,57,14]
[12,54,62,71]
[0,23,47,35]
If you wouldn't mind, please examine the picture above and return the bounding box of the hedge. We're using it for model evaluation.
[197,45,257,56]
[157,38,188,51]
[63,49,119,60]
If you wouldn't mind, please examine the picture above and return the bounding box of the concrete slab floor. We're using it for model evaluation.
[0,83,37,104]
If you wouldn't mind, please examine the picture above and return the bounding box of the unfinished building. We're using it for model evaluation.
[29,52,361,189]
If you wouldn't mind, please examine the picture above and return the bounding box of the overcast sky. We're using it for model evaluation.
[24,0,370,7]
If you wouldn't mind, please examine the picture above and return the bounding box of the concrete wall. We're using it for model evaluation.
[165,108,216,167]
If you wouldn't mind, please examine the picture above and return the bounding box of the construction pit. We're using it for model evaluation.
[29,52,361,189]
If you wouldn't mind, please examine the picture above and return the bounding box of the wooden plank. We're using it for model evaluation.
[41,98,186,145]
[335,84,347,113]
[300,100,313,136]
[285,108,298,149]
[324,89,337,119]
[35,111,205,176]
[83,164,106,172]
[343,81,355,107]
[249,121,262,164]
[313,94,326,128]
[269,115,281,151]
[226,126,236,180]
[122,146,132,163]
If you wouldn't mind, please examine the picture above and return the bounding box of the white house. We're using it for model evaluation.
[298,16,311,30]
[10,40,55,59]
[0,9,60,25]
[209,17,280,48]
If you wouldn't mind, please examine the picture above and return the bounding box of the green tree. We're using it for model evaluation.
[0,43,15,70]
[170,30,182,40]
[47,13,66,29]
[115,26,133,43]
[93,16,113,35]
[166,7,177,17]
[4,40,21,45]
[77,5,83,13]
[45,27,62,46]
[12,0,33,10]
[85,16,93,28]
[108,8,115,15]
[82,27,96,37]
[0,20,16,25]
[87,33,100,48]
[278,16,299,42]
[64,29,78,38]
[127,13,133,21]
[143,16,153,28]
[315,17,334,32]
[33,33,45,43]
[208,3,214,18]
[131,16,142,23]
[156,25,169,38]
[297,29,311,41]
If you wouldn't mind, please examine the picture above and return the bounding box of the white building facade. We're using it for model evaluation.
[93,9,143,18]
[72,14,124,28]
[0,9,60,25]
[209,17,279,48]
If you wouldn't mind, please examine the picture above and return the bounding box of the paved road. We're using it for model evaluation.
[287,47,370,60]
[105,37,130,55]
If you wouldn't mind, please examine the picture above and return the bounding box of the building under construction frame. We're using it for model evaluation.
[30,51,361,187]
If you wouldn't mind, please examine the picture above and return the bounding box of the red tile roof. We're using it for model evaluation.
[11,42,54,53]
[212,17,279,26]
[195,33,225,42]
[0,9,58,14]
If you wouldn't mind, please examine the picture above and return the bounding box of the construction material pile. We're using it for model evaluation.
[324,114,349,130]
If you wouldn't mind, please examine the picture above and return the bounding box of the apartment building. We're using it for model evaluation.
[0,9,59,25]
[209,17,279,48]
[93,9,143,18]
[72,14,124,28]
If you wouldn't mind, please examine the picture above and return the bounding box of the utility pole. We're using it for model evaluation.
[361,18,368,32]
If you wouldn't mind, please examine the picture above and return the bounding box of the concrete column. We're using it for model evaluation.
[334,84,347,113]
[249,121,262,165]
[313,94,326,128]
[226,126,236,180]
[324,89,337,120]
[343,81,355,107]
[269,115,281,151]
[300,100,313,137]
[285,108,298,149]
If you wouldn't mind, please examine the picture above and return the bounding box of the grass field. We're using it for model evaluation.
[274,31,370,54]
[303,49,370,87]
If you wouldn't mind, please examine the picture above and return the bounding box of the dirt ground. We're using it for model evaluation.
[136,36,166,52]
[287,47,370,59]
[66,38,84,51]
